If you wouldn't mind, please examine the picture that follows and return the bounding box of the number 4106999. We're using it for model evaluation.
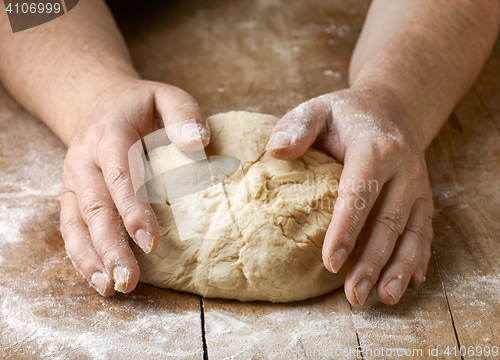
[5,2,61,14]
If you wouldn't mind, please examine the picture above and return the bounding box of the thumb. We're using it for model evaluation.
[266,97,329,160]
[154,85,210,151]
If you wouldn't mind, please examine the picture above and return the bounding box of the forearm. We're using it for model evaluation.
[349,0,500,148]
[0,0,139,145]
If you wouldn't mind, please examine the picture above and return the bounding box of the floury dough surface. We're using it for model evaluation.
[133,111,350,302]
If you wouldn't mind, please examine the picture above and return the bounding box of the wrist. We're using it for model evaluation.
[59,73,141,145]
[349,80,436,151]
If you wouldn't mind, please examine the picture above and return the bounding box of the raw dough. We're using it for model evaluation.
[133,111,350,302]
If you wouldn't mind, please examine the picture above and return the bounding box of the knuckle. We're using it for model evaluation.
[370,249,391,269]
[398,254,418,273]
[406,223,433,244]
[63,151,81,177]
[72,122,108,153]
[63,146,96,182]
[86,122,107,142]
[357,267,379,285]
[81,200,114,226]
[106,165,130,195]
[120,201,145,230]
[377,138,401,159]
[93,233,131,264]
[100,245,137,273]
[99,246,121,265]
[369,129,408,160]
[106,169,146,229]
[60,217,86,239]
[331,214,363,246]
[374,211,405,238]
[386,258,418,285]
[341,222,359,242]
[356,255,387,282]
[340,178,378,209]
[407,155,427,181]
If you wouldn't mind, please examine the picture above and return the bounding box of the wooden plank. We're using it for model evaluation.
[425,50,500,356]
[111,0,370,117]
[0,85,204,359]
[203,294,361,360]
[351,255,461,359]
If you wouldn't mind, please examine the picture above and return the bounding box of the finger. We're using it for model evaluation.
[154,85,209,151]
[60,188,115,297]
[377,198,433,305]
[266,96,329,160]
[408,198,433,286]
[96,125,160,255]
[343,177,416,307]
[322,149,386,274]
[410,244,431,286]
[67,158,141,294]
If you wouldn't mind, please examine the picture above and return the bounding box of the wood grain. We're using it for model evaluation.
[350,256,461,360]
[426,38,500,356]
[203,293,361,360]
[1,0,499,358]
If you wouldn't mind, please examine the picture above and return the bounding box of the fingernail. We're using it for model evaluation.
[354,280,372,306]
[113,266,130,293]
[329,248,348,273]
[181,122,209,141]
[266,132,291,150]
[414,267,425,284]
[91,272,111,296]
[135,229,154,254]
[385,277,403,302]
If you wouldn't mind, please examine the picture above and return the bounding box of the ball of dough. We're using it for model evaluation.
[133,111,350,302]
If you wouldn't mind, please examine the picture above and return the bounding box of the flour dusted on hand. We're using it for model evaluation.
[133,111,349,302]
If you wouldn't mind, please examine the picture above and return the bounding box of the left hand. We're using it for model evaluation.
[266,86,434,306]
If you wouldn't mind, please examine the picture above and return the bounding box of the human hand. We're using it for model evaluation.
[266,86,433,306]
[60,78,209,296]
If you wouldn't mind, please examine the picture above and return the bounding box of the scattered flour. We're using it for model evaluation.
[0,201,38,247]
[323,69,342,80]
[0,141,64,263]
[205,306,358,360]
[0,285,203,359]
[445,273,500,335]
[323,23,351,37]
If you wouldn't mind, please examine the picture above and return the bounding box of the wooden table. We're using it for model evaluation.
[1,0,499,358]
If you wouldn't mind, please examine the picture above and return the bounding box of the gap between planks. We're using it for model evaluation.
[432,244,464,360]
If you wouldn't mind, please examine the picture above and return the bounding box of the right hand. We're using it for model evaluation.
[60,78,210,296]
